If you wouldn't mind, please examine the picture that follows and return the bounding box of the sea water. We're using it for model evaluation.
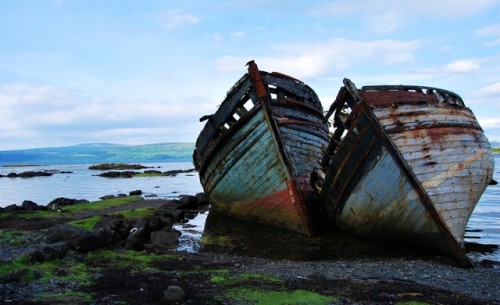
[464,154,500,262]
[1,157,499,261]
[0,162,202,206]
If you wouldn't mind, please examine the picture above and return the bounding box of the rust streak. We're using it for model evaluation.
[421,148,490,190]
[247,60,267,100]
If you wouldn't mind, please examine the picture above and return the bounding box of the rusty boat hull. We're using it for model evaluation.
[317,79,494,264]
[194,61,329,235]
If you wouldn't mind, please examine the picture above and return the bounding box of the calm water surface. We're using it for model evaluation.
[1,157,499,262]
[0,162,202,205]
[464,154,499,262]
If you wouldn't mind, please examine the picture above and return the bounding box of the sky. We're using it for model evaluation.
[0,0,499,150]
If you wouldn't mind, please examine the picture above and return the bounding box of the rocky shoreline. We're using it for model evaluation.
[1,195,499,304]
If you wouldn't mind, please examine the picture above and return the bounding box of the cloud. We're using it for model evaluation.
[478,118,500,142]
[0,83,70,120]
[310,0,499,33]
[369,11,406,33]
[445,60,480,73]
[217,38,419,78]
[231,31,245,38]
[478,82,500,96]
[52,0,64,9]
[205,32,223,43]
[475,23,500,46]
[483,39,500,47]
[479,118,500,129]
[312,0,498,18]
[0,82,213,149]
[475,23,500,36]
[158,10,199,30]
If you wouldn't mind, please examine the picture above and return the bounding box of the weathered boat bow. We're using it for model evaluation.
[194,61,329,235]
[317,78,494,266]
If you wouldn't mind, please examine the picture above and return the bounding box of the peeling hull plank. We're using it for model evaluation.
[320,80,494,266]
[331,112,444,246]
[369,95,494,244]
[329,102,468,262]
[194,62,329,235]
[206,108,309,233]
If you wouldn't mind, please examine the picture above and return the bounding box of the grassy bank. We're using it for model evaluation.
[0,227,345,305]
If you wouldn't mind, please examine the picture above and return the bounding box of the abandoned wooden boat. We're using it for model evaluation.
[193,61,330,235]
[314,79,494,265]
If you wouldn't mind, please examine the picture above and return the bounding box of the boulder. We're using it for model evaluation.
[91,228,112,248]
[28,241,71,262]
[158,216,175,228]
[125,219,150,250]
[17,171,52,178]
[4,204,18,212]
[163,168,196,176]
[93,214,132,246]
[46,224,88,243]
[94,214,131,238]
[157,203,185,223]
[48,204,62,212]
[125,228,146,250]
[164,285,185,301]
[45,224,100,252]
[47,198,88,210]
[89,163,149,170]
[21,200,39,211]
[147,215,170,232]
[98,171,136,178]
[132,219,149,232]
[195,192,209,205]
[129,190,142,196]
[4,171,52,178]
[150,229,181,246]
[178,195,199,209]
[143,170,162,175]
[72,233,101,251]
[99,195,115,200]
[47,224,94,251]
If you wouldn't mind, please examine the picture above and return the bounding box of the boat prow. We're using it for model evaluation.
[194,61,329,235]
[316,79,494,266]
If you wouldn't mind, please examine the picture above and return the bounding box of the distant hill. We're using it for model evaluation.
[490,141,499,148]
[0,143,195,165]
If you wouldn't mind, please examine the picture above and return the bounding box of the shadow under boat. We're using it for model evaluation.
[200,211,474,264]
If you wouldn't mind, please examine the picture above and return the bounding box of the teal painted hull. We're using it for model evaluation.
[194,62,329,235]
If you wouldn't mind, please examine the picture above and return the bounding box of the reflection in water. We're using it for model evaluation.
[174,209,209,253]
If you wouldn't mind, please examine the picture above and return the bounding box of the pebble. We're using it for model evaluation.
[164,285,185,301]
